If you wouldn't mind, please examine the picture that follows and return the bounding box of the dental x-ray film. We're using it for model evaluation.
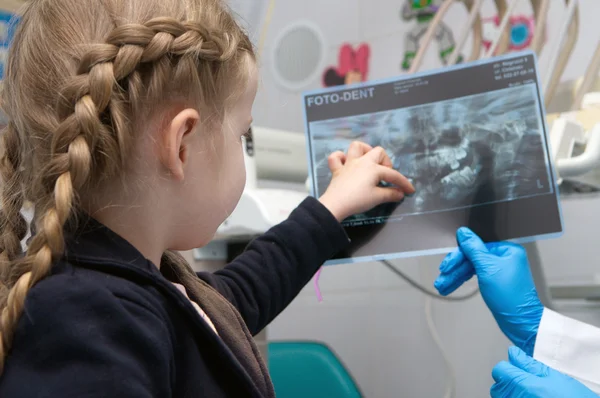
[302,51,563,265]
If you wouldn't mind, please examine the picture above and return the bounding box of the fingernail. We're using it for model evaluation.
[395,190,405,202]
[406,179,416,197]
[405,190,415,198]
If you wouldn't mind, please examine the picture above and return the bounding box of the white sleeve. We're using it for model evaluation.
[533,307,600,393]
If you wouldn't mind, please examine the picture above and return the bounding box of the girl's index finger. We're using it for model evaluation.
[376,165,415,194]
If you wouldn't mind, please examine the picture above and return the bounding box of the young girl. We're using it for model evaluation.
[0,0,414,396]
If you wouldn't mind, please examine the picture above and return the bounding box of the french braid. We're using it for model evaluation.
[0,123,27,304]
[0,124,27,264]
[0,0,253,373]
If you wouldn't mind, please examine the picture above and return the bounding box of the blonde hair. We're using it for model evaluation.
[0,0,254,372]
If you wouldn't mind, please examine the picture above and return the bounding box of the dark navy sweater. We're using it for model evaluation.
[0,197,349,397]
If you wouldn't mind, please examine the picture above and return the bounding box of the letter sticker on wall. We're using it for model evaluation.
[322,43,371,88]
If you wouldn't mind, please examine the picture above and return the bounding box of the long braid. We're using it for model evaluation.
[0,124,27,263]
[0,84,97,374]
[0,16,247,373]
[0,123,27,303]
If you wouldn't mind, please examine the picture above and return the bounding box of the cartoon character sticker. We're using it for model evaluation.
[323,43,370,87]
[400,0,462,71]
[482,15,539,54]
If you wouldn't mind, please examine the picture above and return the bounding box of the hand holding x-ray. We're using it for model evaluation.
[318,141,415,222]
[434,228,544,356]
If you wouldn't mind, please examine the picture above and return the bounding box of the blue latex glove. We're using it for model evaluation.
[491,346,598,397]
[433,227,544,355]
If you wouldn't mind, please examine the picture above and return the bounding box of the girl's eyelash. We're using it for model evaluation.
[243,128,252,139]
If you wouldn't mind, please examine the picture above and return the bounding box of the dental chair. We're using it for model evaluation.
[268,341,363,398]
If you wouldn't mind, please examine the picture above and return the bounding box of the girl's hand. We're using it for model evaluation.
[318,141,415,222]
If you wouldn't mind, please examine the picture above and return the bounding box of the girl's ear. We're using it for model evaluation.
[159,108,199,181]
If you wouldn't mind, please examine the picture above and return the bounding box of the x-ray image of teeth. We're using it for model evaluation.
[309,84,552,224]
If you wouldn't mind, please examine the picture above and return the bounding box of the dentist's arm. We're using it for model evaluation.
[434,228,600,393]
[533,308,600,393]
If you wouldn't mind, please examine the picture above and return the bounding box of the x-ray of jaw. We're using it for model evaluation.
[309,84,551,225]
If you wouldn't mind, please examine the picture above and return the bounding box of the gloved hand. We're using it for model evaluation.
[491,346,598,397]
[433,227,544,355]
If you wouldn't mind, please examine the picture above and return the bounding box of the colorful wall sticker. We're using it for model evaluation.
[323,43,371,87]
[400,0,462,71]
[482,14,540,54]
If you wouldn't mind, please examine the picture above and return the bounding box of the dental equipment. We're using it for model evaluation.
[542,0,579,108]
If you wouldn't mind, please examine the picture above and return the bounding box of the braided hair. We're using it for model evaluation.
[0,0,254,373]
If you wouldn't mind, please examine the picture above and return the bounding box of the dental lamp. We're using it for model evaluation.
[550,95,600,192]
[548,36,600,192]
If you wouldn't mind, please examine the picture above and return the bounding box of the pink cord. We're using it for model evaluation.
[314,267,323,302]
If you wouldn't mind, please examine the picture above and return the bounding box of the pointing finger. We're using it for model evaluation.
[377,166,415,194]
